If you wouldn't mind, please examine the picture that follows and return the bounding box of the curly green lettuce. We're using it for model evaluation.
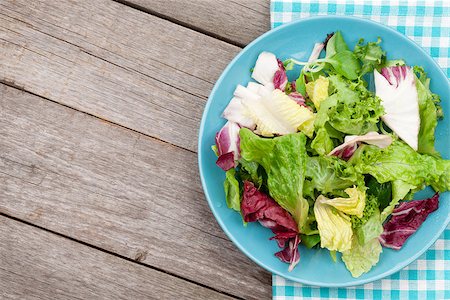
[311,75,385,154]
[353,37,386,76]
[304,156,363,198]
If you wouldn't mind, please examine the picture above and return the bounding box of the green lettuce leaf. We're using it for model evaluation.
[355,209,383,245]
[380,180,417,222]
[351,140,450,192]
[326,50,361,80]
[301,234,321,248]
[326,76,384,135]
[239,128,309,231]
[326,31,349,58]
[295,71,307,96]
[353,38,385,76]
[351,140,450,221]
[305,156,362,197]
[312,75,384,140]
[238,158,263,188]
[342,238,382,278]
[350,194,378,229]
[414,67,442,157]
[311,124,335,156]
[224,168,240,211]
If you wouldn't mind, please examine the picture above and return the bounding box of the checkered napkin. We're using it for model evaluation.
[270,1,450,299]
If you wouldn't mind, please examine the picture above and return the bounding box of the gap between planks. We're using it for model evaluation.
[0,79,196,155]
[0,213,239,300]
[112,0,247,48]
[0,212,242,300]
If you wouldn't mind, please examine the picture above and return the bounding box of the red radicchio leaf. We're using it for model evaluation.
[379,193,439,250]
[329,142,359,161]
[273,59,288,91]
[241,181,298,234]
[290,80,296,91]
[241,181,301,270]
[215,121,240,171]
[380,65,410,88]
[241,181,298,242]
[216,152,235,171]
[275,235,301,271]
[288,92,308,106]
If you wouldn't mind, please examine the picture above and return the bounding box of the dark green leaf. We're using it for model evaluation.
[301,234,321,248]
[365,175,392,211]
[327,50,361,80]
[326,31,349,58]
[295,72,306,96]
[238,158,263,188]
[224,168,241,212]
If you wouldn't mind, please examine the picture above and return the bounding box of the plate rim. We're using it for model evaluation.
[198,15,450,287]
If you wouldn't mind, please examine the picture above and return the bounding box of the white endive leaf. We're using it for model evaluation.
[374,67,420,150]
[234,84,260,101]
[247,82,272,97]
[242,89,314,137]
[328,131,393,157]
[222,97,256,129]
[251,51,279,88]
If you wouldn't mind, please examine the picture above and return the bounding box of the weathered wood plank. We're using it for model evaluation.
[0,84,271,299]
[0,216,236,300]
[0,0,242,151]
[120,0,270,46]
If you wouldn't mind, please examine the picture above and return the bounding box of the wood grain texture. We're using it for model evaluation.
[0,84,271,299]
[0,0,241,151]
[0,216,235,300]
[119,0,271,46]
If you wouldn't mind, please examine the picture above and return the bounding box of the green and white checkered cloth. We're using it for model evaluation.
[270,1,450,299]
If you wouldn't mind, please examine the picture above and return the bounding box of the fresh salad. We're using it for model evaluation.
[212,31,449,277]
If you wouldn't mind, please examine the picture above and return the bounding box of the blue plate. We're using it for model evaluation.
[198,16,449,287]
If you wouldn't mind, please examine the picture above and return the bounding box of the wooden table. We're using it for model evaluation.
[0,1,273,299]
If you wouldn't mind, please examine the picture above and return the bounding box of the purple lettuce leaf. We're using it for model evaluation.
[329,142,359,161]
[380,65,410,88]
[379,193,439,250]
[275,234,301,271]
[215,121,240,171]
[241,181,300,270]
[273,59,288,91]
